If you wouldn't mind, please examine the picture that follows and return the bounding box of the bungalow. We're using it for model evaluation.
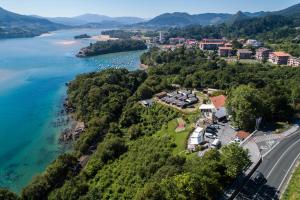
[288,57,300,67]
[218,47,234,57]
[237,49,253,59]
[255,47,271,61]
[269,52,291,65]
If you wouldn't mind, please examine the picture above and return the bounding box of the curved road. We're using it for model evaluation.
[235,130,300,200]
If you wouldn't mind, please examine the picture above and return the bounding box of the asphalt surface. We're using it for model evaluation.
[235,130,300,200]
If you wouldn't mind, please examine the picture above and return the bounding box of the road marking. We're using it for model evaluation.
[266,139,300,179]
[278,152,300,193]
[253,138,300,199]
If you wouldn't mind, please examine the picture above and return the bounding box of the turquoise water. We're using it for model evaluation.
[0,29,143,192]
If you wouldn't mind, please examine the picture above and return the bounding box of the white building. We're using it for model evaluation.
[245,39,262,47]
[190,127,204,145]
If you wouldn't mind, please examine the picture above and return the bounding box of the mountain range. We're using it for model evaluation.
[0,7,66,38]
[139,3,300,27]
[1,2,300,39]
[44,14,146,26]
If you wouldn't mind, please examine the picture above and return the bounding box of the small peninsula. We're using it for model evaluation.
[74,34,91,39]
[76,39,147,57]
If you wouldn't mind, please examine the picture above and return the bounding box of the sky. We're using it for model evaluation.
[0,0,299,18]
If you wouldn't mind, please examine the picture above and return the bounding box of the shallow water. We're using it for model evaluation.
[0,28,143,192]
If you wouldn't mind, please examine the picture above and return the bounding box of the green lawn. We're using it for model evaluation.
[282,163,300,200]
[156,118,195,155]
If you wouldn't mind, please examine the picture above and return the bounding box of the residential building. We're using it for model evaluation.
[200,38,225,50]
[169,37,186,45]
[225,42,233,47]
[190,127,204,145]
[237,49,253,59]
[255,47,271,61]
[210,95,226,109]
[218,47,234,57]
[186,39,198,46]
[269,52,291,65]
[288,57,300,67]
[199,95,227,122]
[245,39,262,47]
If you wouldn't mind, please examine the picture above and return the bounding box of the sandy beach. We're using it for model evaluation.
[55,40,78,45]
[90,34,119,41]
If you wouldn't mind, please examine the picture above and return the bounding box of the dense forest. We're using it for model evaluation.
[76,39,147,57]
[2,10,300,200]
[0,59,251,199]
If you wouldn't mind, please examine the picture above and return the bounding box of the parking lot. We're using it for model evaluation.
[204,122,237,147]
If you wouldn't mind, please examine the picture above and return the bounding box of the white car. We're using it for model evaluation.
[205,132,217,139]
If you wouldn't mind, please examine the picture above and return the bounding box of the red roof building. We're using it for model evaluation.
[236,131,250,140]
[210,95,227,109]
[269,52,291,65]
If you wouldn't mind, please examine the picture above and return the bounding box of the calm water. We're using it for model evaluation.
[0,29,143,192]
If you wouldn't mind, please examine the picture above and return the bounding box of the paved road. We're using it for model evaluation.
[235,130,300,200]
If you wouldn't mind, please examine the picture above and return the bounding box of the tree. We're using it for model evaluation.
[221,144,250,178]
[0,189,19,200]
[226,85,262,130]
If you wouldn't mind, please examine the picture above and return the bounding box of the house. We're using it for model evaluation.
[245,39,262,47]
[237,49,253,59]
[288,57,300,67]
[210,95,227,109]
[186,39,198,46]
[269,52,291,65]
[225,42,233,47]
[255,47,271,61]
[199,95,227,121]
[169,37,185,45]
[236,131,250,141]
[214,107,228,122]
[190,127,204,145]
[200,38,225,50]
[218,47,234,57]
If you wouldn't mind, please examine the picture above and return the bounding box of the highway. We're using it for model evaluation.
[235,130,300,200]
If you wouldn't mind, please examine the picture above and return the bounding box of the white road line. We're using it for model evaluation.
[266,139,300,179]
[253,138,300,200]
[278,152,300,192]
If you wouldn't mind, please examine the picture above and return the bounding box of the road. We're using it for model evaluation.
[235,130,300,200]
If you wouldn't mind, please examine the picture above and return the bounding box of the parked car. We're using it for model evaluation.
[211,139,221,148]
[209,124,220,129]
[229,124,239,131]
[206,127,217,134]
[205,132,217,139]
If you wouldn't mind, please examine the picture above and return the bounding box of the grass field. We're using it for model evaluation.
[156,118,194,155]
[282,163,300,200]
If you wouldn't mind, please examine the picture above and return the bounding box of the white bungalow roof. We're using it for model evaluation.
[199,104,215,110]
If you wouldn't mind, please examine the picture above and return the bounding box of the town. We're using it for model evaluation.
[147,34,300,67]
